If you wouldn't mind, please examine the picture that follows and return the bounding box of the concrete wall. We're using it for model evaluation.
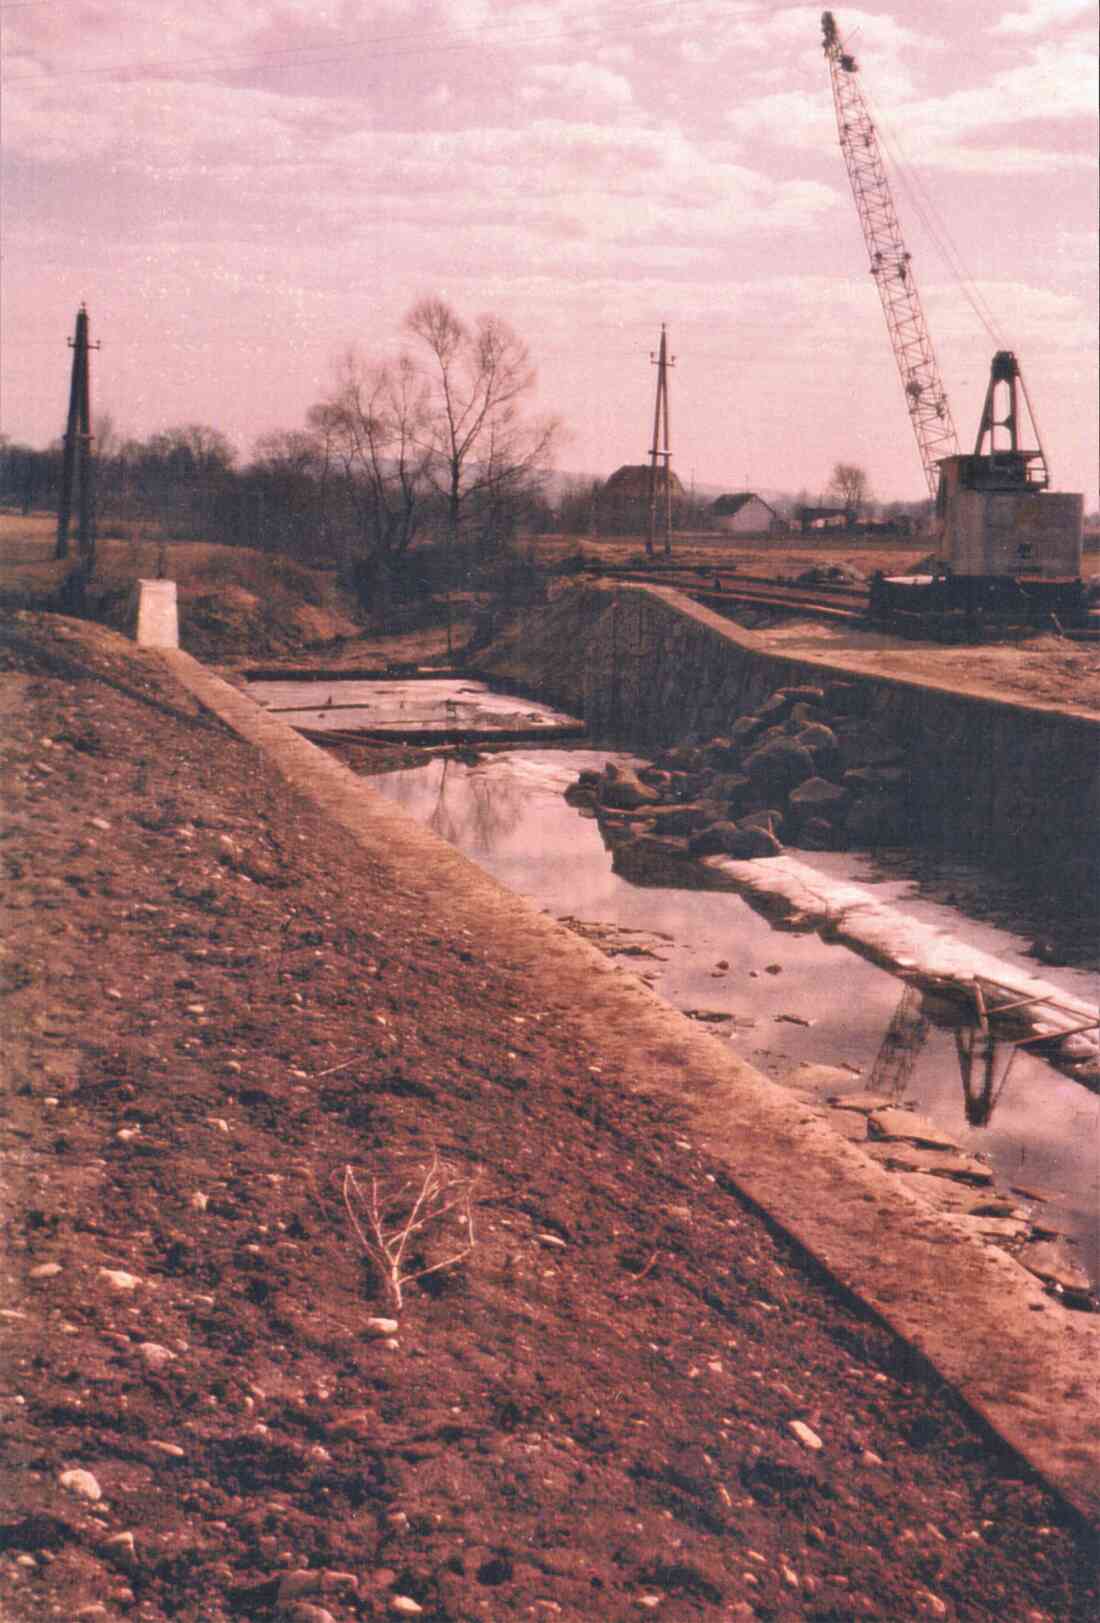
[479,581,1100,887]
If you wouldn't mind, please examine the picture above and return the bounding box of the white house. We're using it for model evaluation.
[710,492,779,535]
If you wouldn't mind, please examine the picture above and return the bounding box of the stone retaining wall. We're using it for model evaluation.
[479,583,1100,889]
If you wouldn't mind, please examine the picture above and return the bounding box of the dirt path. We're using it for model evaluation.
[1,613,1097,1622]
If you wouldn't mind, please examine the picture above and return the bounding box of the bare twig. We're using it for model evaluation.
[342,1153,479,1311]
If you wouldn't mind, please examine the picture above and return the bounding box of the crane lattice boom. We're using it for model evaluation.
[821,12,958,499]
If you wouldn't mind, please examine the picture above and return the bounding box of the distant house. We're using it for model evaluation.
[798,504,855,532]
[711,492,780,535]
[597,464,686,535]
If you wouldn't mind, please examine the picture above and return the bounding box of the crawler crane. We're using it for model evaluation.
[820,12,1085,631]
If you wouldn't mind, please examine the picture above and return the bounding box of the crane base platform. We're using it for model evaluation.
[869,573,1088,636]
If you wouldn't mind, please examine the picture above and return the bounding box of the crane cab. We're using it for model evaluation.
[871,352,1086,632]
[937,351,1082,582]
[936,453,1083,583]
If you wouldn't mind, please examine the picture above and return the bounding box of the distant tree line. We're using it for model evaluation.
[0,299,566,612]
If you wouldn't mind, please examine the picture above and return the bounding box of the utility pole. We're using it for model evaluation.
[55,304,99,568]
[646,324,675,557]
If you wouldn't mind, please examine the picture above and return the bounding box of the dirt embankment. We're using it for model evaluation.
[0,519,365,662]
[1,613,1098,1622]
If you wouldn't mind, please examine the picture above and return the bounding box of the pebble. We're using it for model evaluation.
[537,1233,567,1248]
[101,1530,137,1568]
[390,1600,424,1617]
[29,1263,63,1279]
[59,1467,102,1501]
[149,1440,185,1457]
[788,1420,823,1451]
[363,1318,400,1337]
[99,1268,142,1292]
[190,1191,210,1211]
[918,1593,948,1618]
[137,1342,176,1370]
[285,1607,336,1623]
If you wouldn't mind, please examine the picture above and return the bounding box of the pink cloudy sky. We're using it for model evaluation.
[3,0,1097,505]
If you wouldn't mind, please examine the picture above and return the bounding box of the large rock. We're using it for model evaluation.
[599,763,660,810]
[709,773,757,818]
[743,737,816,801]
[688,820,741,856]
[739,808,785,837]
[793,722,838,757]
[643,803,711,835]
[789,701,826,728]
[788,777,850,818]
[754,691,791,722]
[726,823,783,858]
[689,821,781,859]
[731,713,770,746]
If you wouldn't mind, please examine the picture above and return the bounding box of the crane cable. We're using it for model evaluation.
[861,82,1006,352]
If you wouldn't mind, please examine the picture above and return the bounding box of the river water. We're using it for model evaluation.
[368,746,1099,1285]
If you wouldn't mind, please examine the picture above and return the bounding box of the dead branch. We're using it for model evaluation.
[342,1153,478,1311]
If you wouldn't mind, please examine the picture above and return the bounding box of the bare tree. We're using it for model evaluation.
[405,297,562,558]
[827,461,871,512]
[308,348,434,587]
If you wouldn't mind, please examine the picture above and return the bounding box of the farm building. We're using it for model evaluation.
[798,504,856,532]
[597,464,686,535]
[711,492,780,535]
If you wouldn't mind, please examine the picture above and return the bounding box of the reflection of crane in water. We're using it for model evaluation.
[871,975,1098,1126]
[870,980,1012,1126]
[869,984,929,1097]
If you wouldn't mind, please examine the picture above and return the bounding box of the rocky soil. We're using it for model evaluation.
[1,613,1098,1622]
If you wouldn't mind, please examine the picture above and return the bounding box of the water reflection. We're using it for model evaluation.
[367,750,1099,1281]
[380,756,529,855]
[873,985,1020,1128]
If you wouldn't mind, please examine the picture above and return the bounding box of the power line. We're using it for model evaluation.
[2,0,748,87]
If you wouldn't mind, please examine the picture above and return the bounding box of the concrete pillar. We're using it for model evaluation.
[135,579,179,648]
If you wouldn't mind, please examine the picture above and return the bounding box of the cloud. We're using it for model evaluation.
[528,60,635,111]
[994,0,1094,33]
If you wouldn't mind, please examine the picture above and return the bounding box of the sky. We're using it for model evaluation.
[2,0,1097,506]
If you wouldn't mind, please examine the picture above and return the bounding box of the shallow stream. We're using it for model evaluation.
[369,746,1099,1285]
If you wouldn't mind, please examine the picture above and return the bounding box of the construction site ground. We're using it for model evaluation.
[1,610,1098,1623]
[521,535,1100,720]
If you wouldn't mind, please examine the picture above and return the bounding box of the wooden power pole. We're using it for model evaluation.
[55,304,99,567]
[646,324,675,557]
